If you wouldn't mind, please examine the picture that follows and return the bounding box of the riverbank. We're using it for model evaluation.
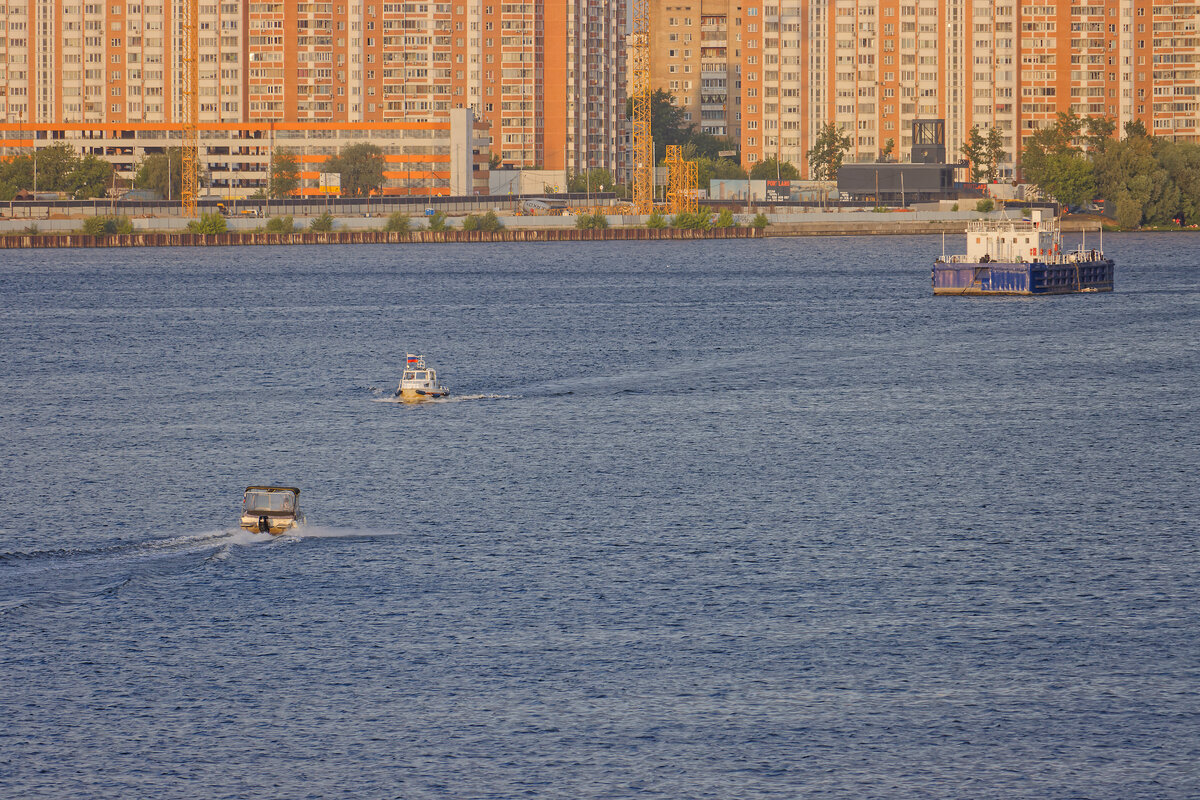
[0,211,1121,248]
[0,226,764,249]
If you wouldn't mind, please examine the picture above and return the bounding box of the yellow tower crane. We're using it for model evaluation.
[630,0,654,214]
[664,145,698,215]
[180,0,199,217]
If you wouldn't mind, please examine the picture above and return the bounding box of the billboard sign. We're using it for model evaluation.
[765,180,792,202]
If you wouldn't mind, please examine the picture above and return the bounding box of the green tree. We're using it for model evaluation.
[684,131,739,161]
[962,126,988,182]
[462,214,480,231]
[322,142,385,197]
[805,122,852,180]
[426,210,449,231]
[1083,116,1117,155]
[1154,140,1200,224]
[265,215,295,233]
[568,168,616,194]
[984,127,1008,181]
[68,155,116,199]
[31,143,81,192]
[309,211,335,232]
[0,155,35,200]
[134,149,183,199]
[749,157,800,181]
[751,212,770,229]
[1124,119,1148,138]
[1094,135,1190,227]
[270,148,300,199]
[976,198,995,212]
[488,152,503,169]
[1020,111,1095,207]
[626,89,693,161]
[646,210,667,229]
[384,212,411,234]
[696,156,747,192]
[881,138,895,161]
[187,212,227,234]
[713,209,735,228]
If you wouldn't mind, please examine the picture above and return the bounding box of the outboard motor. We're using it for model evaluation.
[258,515,270,533]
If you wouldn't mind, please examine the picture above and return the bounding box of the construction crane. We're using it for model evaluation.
[630,0,653,214]
[664,145,698,215]
[180,0,199,216]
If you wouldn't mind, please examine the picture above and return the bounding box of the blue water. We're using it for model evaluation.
[1,234,1198,799]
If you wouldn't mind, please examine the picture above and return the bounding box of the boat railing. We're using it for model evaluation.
[964,218,1041,233]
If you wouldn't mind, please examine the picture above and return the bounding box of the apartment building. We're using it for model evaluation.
[650,0,740,140]
[0,0,627,194]
[728,0,1198,179]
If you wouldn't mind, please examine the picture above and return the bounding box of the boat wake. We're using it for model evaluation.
[370,392,517,404]
[0,525,387,618]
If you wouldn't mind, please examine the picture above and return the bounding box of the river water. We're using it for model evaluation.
[1,234,1198,799]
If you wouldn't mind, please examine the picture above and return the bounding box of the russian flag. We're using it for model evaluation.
[407,354,419,364]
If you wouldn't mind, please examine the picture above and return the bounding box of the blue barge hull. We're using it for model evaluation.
[932,259,1114,295]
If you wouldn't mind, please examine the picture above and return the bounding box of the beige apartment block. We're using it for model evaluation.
[650,0,741,140]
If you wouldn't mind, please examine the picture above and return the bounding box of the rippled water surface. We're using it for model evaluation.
[2,234,1198,799]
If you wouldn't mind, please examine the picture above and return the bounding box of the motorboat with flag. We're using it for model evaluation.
[240,486,305,535]
[932,209,1113,295]
[396,354,449,401]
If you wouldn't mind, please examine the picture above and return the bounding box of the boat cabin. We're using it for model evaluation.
[396,354,449,399]
[963,209,1057,264]
[240,485,304,534]
[243,487,298,516]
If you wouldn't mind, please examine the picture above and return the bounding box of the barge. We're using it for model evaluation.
[933,210,1113,295]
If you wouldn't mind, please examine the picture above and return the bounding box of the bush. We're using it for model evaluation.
[671,211,711,230]
[265,215,295,234]
[1020,207,1032,218]
[713,209,736,228]
[951,203,960,212]
[23,223,40,235]
[309,211,335,232]
[976,198,995,213]
[82,216,133,235]
[82,216,108,236]
[384,212,410,234]
[751,212,769,229]
[187,212,227,235]
[427,210,449,231]
[575,211,609,230]
[646,210,667,229]
[480,210,504,232]
[462,214,480,231]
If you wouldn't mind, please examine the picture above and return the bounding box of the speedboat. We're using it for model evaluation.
[240,486,305,535]
[396,354,449,401]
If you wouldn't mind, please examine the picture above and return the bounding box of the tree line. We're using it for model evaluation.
[0,142,116,201]
[1021,111,1200,228]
